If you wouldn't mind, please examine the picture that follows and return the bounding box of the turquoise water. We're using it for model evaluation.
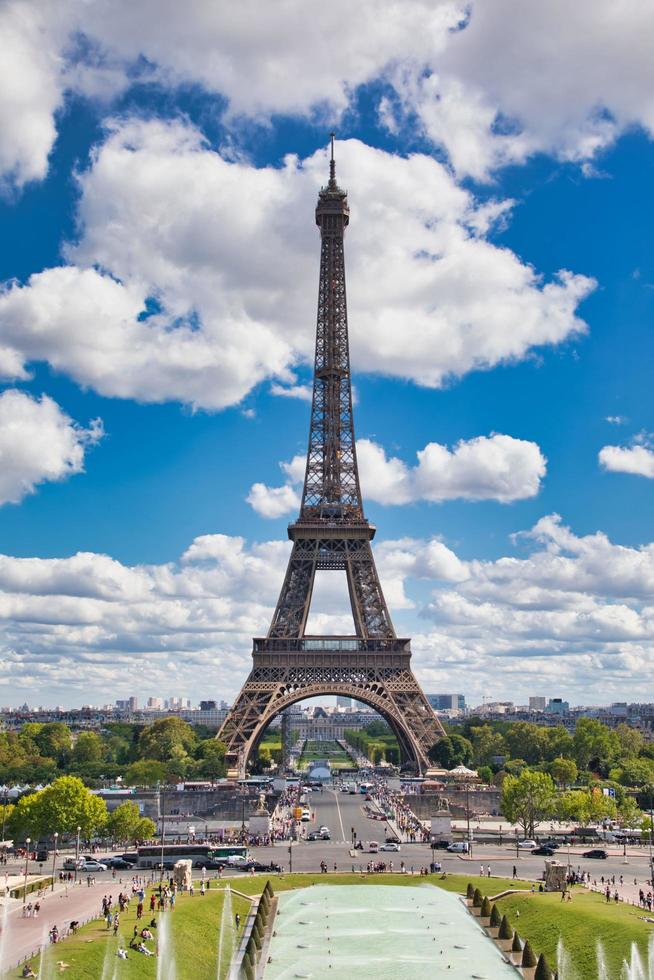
[264,884,517,978]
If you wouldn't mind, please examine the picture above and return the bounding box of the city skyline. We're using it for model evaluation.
[0,3,653,707]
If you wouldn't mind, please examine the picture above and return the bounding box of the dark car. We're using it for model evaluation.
[307,831,321,841]
[234,861,281,873]
[430,840,451,850]
[194,859,226,870]
[582,849,608,859]
[532,846,556,856]
[538,839,561,849]
[107,858,135,870]
[120,853,138,863]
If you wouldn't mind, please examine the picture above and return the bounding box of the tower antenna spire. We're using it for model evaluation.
[329,131,336,185]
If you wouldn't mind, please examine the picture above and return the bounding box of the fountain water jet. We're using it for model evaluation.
[557,938,579,980]
[157,911,176,980]
[0,897,10,974]
[217,884,236,979]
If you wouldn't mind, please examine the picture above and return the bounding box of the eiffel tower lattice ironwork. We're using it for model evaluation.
[219,136,446,777]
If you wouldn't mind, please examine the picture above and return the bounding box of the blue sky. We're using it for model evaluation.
[0,1,653,707]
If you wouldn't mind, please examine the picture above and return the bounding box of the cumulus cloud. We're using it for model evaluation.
[3,3,654,185]
[1,517,654,704]
[599,444,654,479]
[0,389,103,505]
[0,122,594,408]
[246,483,301,519]
[247,433,546,515]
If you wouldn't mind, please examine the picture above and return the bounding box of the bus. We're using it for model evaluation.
[137,844,249,869]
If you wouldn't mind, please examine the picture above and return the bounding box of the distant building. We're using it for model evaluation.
[545,698,570,715]
[200,700,217,711]
[147,697,163,709]
[428,694,465,712]
[529,697,547,711]
[336,696,352,708]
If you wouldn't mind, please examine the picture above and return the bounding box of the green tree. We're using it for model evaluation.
[550,757,577,788]
[8,792,42,839]
[617,795,642,829]
[72,732,104,765]
[133,817,156,841]
[106,801,141,842]
[36,776,107,837]
[610,757,654,788]
[470,725,506,767]
[138,717,197,761]
[196,740,227,783]
[428,734,473,768]
[573,718,619,770]
[504,723,545,765]
[541,726,574,762]
[124,759,167,786]
[501,769,556,838]
[615,724,643,759]
[34,723,73,766]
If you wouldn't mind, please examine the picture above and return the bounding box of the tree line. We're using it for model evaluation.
[427,717,654,838]
[0,716,228,788]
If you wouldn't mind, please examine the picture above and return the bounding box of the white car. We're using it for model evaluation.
[300,809,311,822]
[379,841,401,852]
[81,859,108,871]
[319,826,329,834]
[517,840,538,850]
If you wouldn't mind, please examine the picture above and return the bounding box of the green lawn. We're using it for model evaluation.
[496,887,653,980]
[298,739,354,770]
[9,886,250,980]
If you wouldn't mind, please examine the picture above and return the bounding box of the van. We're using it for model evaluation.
[369,841,379,853]
[446,841,470,853]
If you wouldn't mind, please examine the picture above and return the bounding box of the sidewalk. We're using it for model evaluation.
[2,877,130,969]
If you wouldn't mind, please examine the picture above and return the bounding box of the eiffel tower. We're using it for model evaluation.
[219,136,445,777]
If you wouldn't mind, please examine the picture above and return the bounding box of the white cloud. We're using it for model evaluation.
[4,2,654,186]
[0,123,594,408]
[2,517,654,705]
[0,389,103,505]
[246,482,301,519]
[248,433,546,515]
[605,416,627,425]
[599,444,654,479]
[270,383,312,402]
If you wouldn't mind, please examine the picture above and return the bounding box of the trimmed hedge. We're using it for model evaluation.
[10,876,53,900]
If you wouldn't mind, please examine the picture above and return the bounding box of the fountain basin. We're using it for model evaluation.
[265,884,517,979]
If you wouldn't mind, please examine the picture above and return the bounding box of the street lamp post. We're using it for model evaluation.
[74,825,81,883]
[288,840,293,874]
[51,832,59,890]
[515,828,519,860]
[465,784,472,859]
[23,837,30,905]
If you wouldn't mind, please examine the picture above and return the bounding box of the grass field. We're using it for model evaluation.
[9,886,250,980]
[496,887,654,979]
[297,739,354,770]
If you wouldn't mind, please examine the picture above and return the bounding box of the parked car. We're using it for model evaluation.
[517,840,538,850]
[80,859,108,872]
[106,858,135,870]
[582,849,608,860]
[532,846,556,856]
[63,858,85,871]
[379,842,401,852]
